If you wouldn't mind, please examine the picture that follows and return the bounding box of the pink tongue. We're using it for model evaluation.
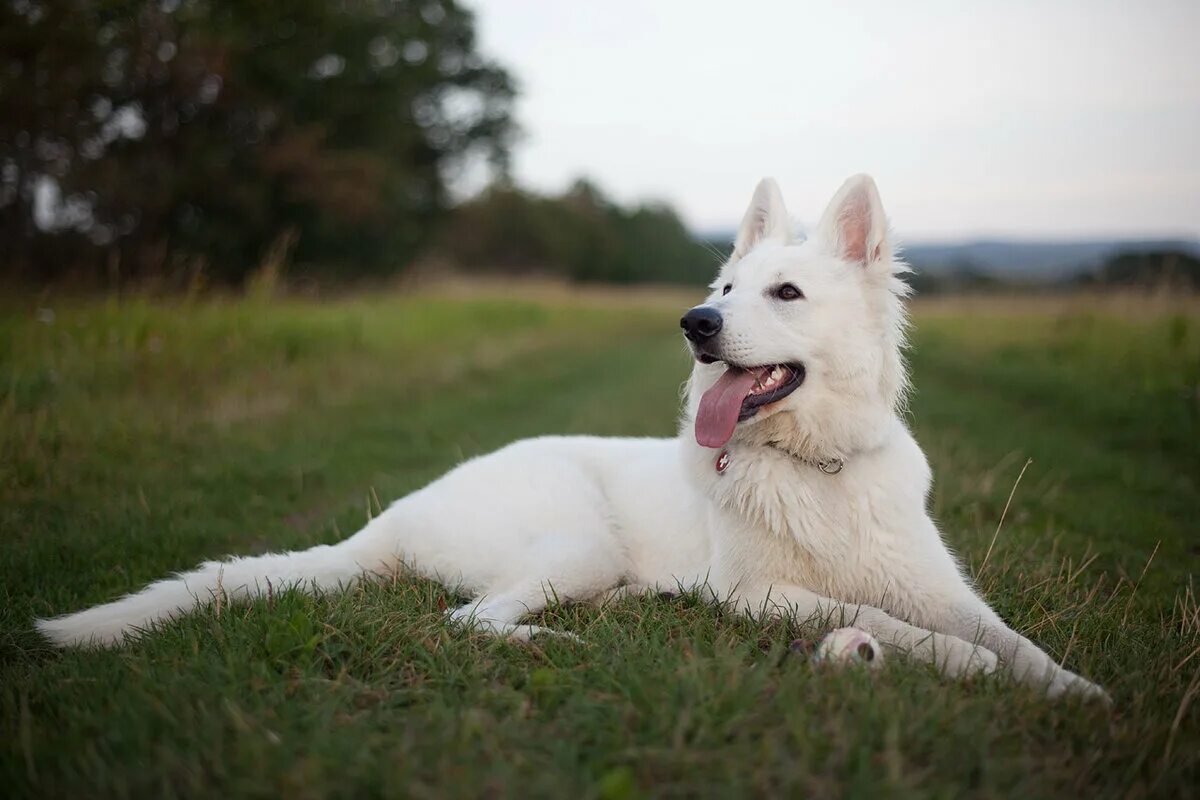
[695,367,760,448]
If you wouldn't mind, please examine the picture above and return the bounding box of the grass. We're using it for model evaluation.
[1,287,1198,798]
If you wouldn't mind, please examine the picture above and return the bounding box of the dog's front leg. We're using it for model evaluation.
[917,592,1110,702]
[732,583,998,679]
[868,511,1111,701]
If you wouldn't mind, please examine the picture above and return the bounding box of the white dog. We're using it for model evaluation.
[37,175,1107,700]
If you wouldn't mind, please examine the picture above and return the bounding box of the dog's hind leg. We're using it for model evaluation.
[448,585,580,642]
[444,528,629,641]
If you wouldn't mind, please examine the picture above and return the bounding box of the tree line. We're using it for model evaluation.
[0,0,718,289]
[434,179,717,285]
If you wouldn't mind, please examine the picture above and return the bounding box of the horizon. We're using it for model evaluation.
[468,1,1200,242]
[691,229,1200,246]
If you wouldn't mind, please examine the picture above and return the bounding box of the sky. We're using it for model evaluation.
[467,0,1200,241]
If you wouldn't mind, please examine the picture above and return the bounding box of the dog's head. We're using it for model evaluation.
[682,175,910,458]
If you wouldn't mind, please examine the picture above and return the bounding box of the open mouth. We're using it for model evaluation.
[737,363,806,419]
[695,362,806,448]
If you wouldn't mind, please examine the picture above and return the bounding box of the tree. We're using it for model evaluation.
[0,0,515,284]
[435,178,714,285]
[1085,250,1200,291]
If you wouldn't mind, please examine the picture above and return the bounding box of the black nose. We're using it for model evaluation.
[680,306,723,343]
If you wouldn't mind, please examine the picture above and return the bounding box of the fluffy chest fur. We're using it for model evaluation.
[683,418,937,608]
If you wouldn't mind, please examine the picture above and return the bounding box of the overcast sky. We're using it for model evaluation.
[467,1,1199,241]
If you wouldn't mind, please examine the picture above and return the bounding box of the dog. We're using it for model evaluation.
[36,175,1108,701]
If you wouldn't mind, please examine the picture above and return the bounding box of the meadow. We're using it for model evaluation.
[1,285,1197,798]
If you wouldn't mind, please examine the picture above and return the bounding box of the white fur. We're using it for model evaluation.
[36,176,1108,701]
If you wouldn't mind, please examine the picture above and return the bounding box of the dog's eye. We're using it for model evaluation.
[775,283,804,301]
[722,284,732,295]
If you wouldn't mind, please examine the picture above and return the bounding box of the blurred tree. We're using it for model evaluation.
[0,0,515,284]
[436,178,715,285]
[1081,250,1200,291]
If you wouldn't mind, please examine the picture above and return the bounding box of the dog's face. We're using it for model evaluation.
[683,175,910,455]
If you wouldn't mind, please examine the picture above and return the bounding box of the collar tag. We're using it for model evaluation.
[817,457,844,475]
[715,450,731,474]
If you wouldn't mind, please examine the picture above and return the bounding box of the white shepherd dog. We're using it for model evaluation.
[38,175,1107,700]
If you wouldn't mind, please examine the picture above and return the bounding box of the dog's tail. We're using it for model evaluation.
[36,520,398,649]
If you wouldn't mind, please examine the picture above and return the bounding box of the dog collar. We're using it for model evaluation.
[715,448,844,475]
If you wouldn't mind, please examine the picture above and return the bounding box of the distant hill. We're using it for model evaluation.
[696,232,1200,283]
[900,239,1200,281]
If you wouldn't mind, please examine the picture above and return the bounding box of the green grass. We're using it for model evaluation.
[1,289,1198,798]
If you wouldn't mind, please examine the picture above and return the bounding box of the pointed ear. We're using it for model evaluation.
[817,174,890,266]
[732,177,790,260]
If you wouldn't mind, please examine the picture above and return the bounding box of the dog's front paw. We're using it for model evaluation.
[969,645,1000,676]
[942,642,999,678]
[1047,669,1111,705]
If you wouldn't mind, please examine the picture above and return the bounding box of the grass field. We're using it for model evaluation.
[1,287,1198,798]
